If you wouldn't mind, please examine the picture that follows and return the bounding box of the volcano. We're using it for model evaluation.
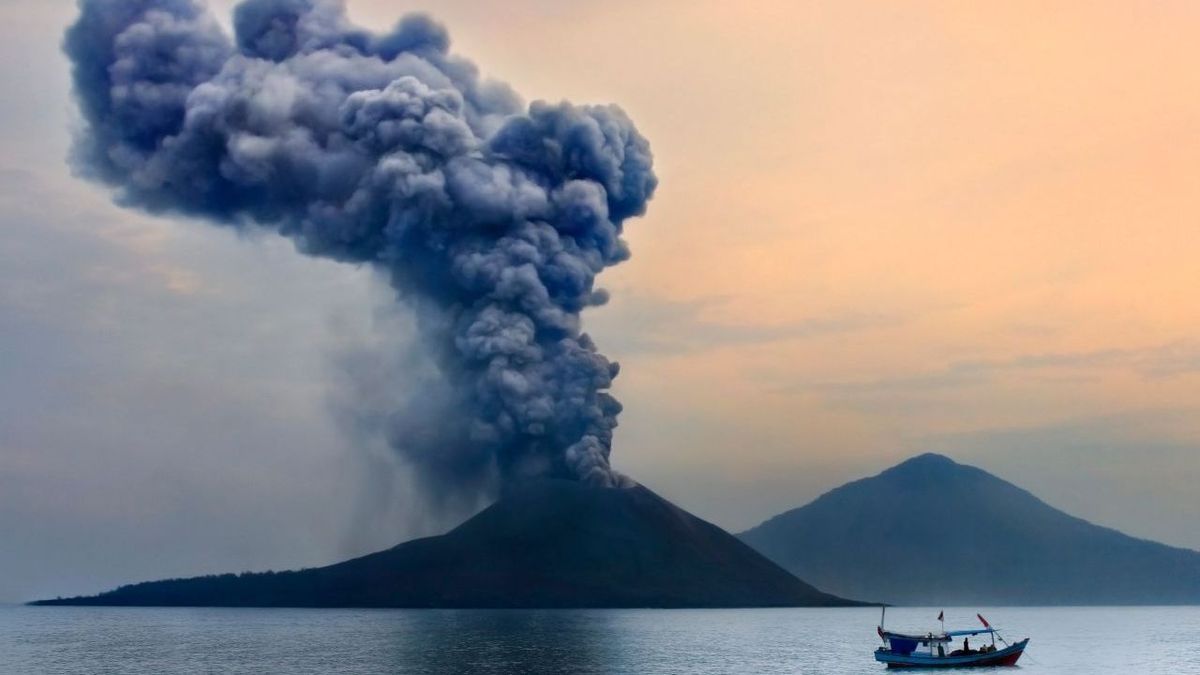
[739,453,1200,605]
[34,480,854,608]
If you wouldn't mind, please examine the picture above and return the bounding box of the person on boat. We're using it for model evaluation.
[962,637,971,654]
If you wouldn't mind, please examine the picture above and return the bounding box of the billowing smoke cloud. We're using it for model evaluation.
[63,0,656,497]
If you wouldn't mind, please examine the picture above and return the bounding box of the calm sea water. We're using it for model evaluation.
[1,605,1197,674]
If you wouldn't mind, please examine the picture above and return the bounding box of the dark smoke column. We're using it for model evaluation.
[64,0,656,494]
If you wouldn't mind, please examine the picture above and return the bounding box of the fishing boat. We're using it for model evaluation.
[874,609,1029,668]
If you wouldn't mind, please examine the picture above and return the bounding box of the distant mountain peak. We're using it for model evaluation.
[878,452,977,479]
[739,454,1200,606]
[892,452,958,469]
[855,453,1000,496]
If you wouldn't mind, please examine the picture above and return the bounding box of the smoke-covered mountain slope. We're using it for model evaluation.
[34,481,855,608]
[738,453,1200,605]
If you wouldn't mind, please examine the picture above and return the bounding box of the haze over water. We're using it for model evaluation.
[3,606,1197,674]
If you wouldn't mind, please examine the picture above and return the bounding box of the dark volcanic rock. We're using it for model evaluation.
[739,453,1200,605]
[34,480,854,608]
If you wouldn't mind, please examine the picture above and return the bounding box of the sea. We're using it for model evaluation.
[1,605,1197,674]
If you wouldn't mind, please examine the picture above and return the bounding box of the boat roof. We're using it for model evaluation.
[946,628,996,637]
[882,631,950,643]
[882,627,996,643]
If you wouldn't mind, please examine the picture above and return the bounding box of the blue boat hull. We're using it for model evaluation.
[875,639,1029,668]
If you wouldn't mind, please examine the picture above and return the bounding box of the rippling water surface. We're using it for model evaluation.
[2,605,1197,674]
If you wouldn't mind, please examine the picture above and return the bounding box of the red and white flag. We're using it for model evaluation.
[977,613,991,628]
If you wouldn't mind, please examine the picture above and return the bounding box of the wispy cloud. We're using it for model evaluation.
[807,342,1200,400]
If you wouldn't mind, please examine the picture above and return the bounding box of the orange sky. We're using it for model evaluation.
[320,0,1200,542]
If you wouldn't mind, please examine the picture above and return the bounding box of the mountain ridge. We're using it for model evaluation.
[34,480,857,609]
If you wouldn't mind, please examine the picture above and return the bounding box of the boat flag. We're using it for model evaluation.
[977,613,990,628]
[937,611,943,622]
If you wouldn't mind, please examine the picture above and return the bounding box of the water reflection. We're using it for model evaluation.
[378,610,621,675]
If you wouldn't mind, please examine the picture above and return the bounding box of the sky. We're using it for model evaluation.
[1,0,1198,603]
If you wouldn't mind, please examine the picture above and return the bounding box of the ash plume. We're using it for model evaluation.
[63,0,656,497]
